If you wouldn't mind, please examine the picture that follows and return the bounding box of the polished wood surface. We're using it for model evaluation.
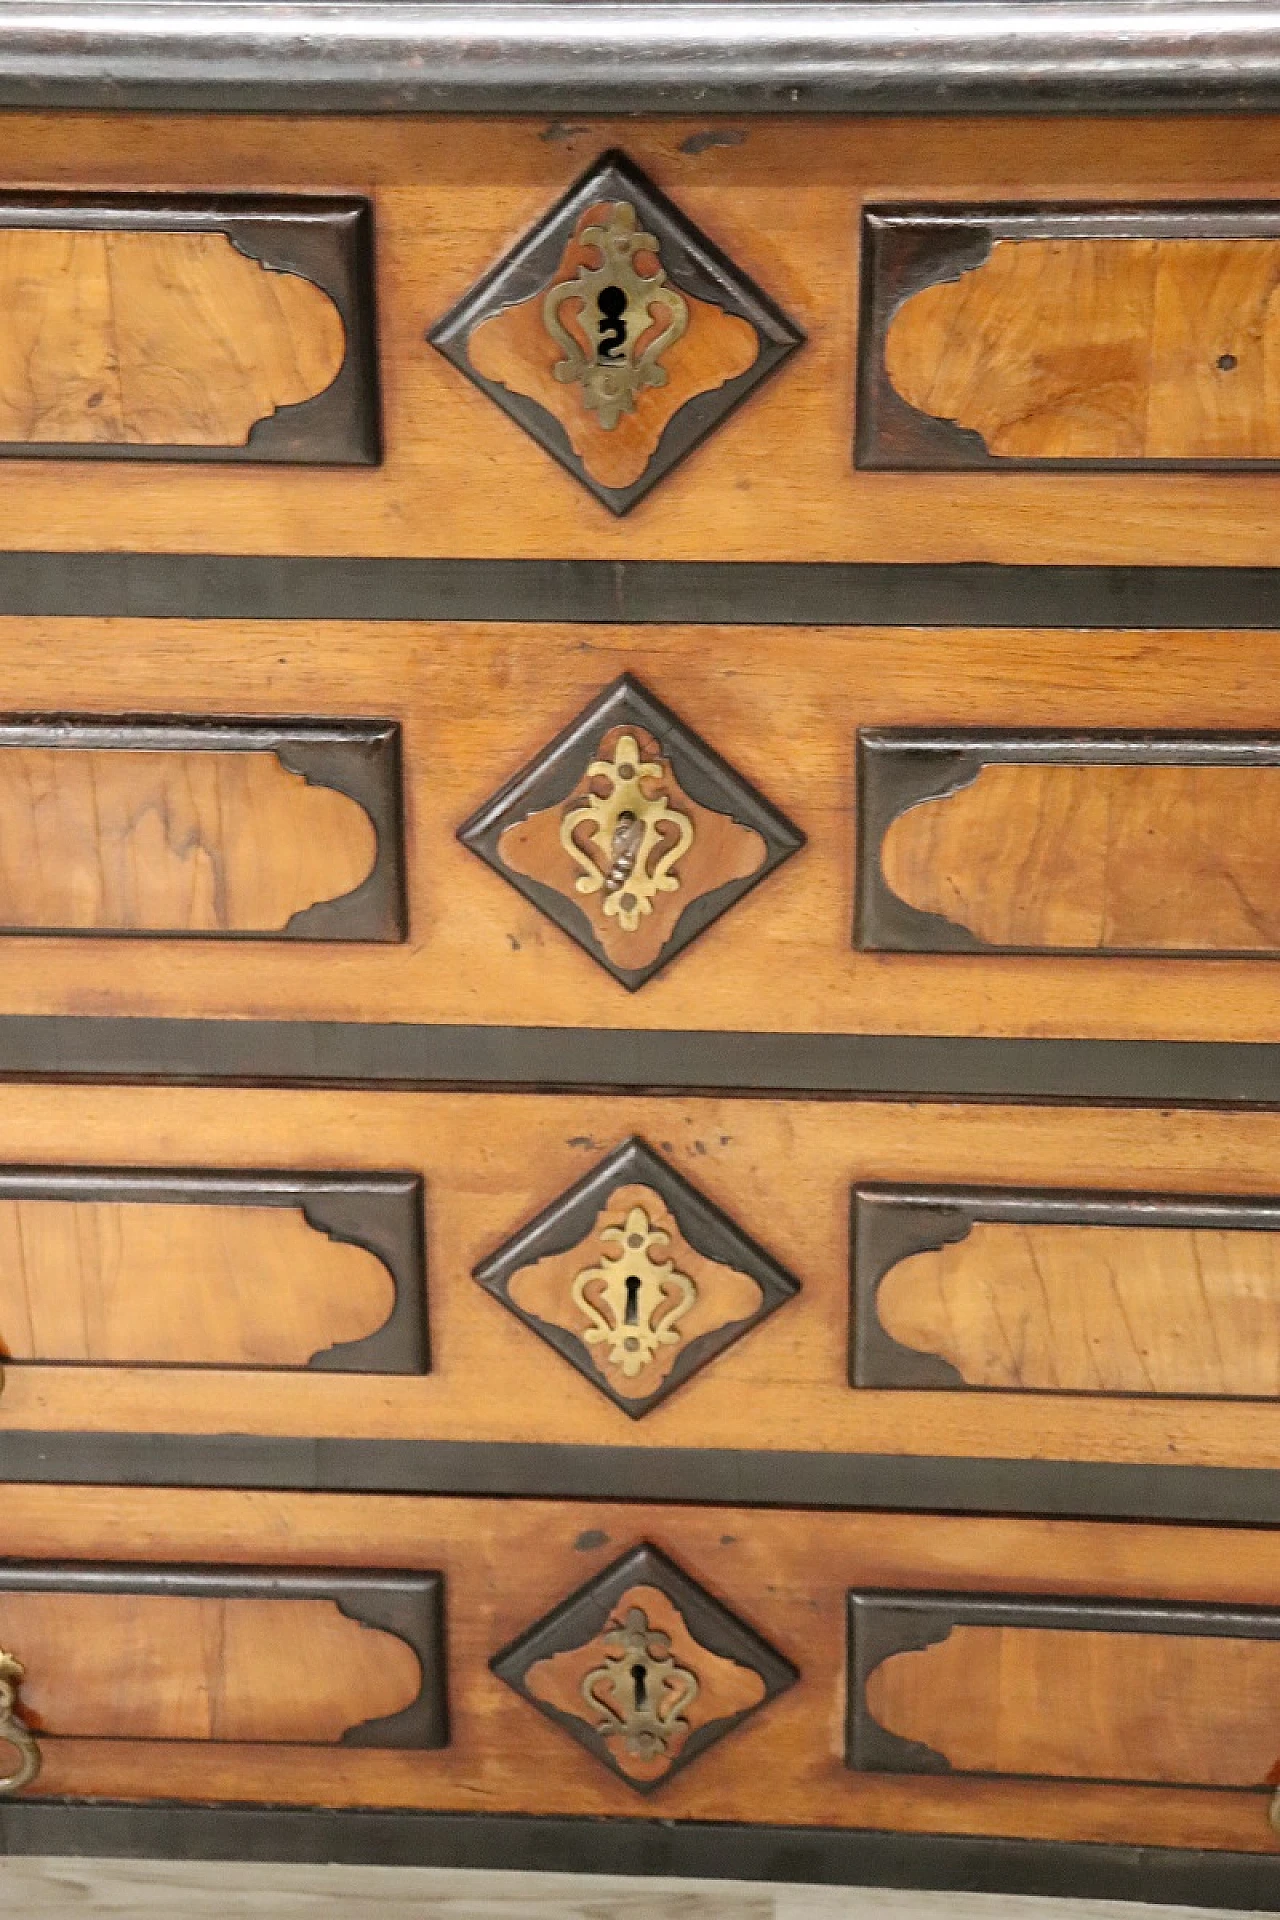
[0,1198,391,1366]
[865,1624,1280,1786]
[9,1086,1280,1468]
[0,746,374,934]
[885,237,1280,461]
[5,1485,1280,1852]
[5,618,1280,1037]
[879,763,1280,952]
[877,1219,1280,1397]
[4,115,1280,558]
[0,1590,418,1743]
[0,229,343,447]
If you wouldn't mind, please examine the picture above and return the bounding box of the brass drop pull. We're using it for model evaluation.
[0,1650,40,1794]
[1270,1785,1280,1838]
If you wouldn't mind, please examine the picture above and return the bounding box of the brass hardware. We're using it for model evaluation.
[1270,1785,1280,1838]
[0,1650,39,1795]
[581,1604,699,1761]
[560,733,695,934]
[572,1203,697,1379]
[543,202,690,430]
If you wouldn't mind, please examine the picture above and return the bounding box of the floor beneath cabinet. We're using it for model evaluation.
[0,1861,1262,1918]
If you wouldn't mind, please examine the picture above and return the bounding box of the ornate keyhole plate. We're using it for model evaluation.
[491,1542,797,1791]
[457,674,804,990]
[428,150,804,513]
[473,1136,800,1417]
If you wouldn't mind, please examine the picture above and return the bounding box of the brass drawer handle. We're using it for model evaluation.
[0,1649,40,1794]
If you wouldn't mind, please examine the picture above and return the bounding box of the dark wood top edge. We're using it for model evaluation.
[4,5,1280,118]
[0,1016,1278,1106]
[6,555,1280,627]
[2,1803,1280,1906]
[4,1431,1279,1523]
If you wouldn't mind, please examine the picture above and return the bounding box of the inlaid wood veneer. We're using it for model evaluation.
[860,206,1280,470]
[854,1187,1280,1399]
[858,731,1280,956]
[0,197,377,464]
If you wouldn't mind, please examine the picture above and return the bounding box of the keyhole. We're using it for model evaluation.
[624,1275,642,1325]
[631,1663,648,1711]
[596,285,628,360]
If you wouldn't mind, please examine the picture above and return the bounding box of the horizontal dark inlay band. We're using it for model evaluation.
[2,1802,1279,1908]
[1,1017,1279,1107]
[4,1431,1279,1525]
[7,555,1280,628]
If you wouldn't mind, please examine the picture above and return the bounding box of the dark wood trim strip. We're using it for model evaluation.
[2,1803,1279,1907]
[8,556,1280,628]
[3,1431,1279,1525]
[2,1017,1280,1108]
[5,3,1280,119]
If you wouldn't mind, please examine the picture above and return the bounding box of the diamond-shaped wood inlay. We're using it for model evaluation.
[429,150,803,513]
[457,675,804,990]
[491,1542,797,1791]
[474,1137,800,1417]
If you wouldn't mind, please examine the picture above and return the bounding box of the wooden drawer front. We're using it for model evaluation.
[0,716,402,942]
[850,1591,1280,1791]
[0,196,375,464]
[0,1167,425,1382]
[855,1187,1280,1400]
[861,205,1280,472]
[859,730,1280,957]
[0,1560,444,1796]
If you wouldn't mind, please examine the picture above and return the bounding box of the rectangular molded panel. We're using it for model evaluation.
[0,1168,427,1379]
[0,716,404,942]
[0,1563,446,1759]
[0,195,378,464]
[853,1186,1280,1400]
[857,730,1280,956]
[859,204,1280,471]
[848,1591,1280,1790]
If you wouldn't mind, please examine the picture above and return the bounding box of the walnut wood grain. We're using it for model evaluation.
[0,746,375,934]
[865,1625,1280,1786]
[876,1220,1280,1397]
[0,1199,392,1368]
[878,762,1280,952]
[0,229,344,448]
[0,1592,419,1744]
[10,1485,1280,1855]
[884,236,1280,462]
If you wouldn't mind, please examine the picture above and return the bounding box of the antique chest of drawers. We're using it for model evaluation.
[7,1,1280,1906]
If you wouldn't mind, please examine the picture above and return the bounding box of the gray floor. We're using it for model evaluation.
[0,1862,1264,1919]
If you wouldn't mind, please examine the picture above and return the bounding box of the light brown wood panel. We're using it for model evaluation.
[877,1221,1280,1396]
[16,617,1280,1037]
[0,1592,418,1742]
[0,229,344,447]
[879,762,1280,951]
[13,1086,1280,1470]
[884,237,1280,461]
[8,114,1280,558]
[5,1485,1280,1853]
[865,1625,1280,1786]
[0,1200,391,1366]
[0,746,375,934]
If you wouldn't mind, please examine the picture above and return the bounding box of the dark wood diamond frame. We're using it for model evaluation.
[492,1542,797,1792]
[852,1183,1280,1400]
[473,1135,800,1418]
[0,1561,446,1748]
[848,1589,1280,1785]
[429,150,804,514]
[857,203,1280,472]
[0,1166,427,1377]
[0,715,405,943]
[459,674,804,989]
[856,727,1280,957]
[0,194,379,465]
